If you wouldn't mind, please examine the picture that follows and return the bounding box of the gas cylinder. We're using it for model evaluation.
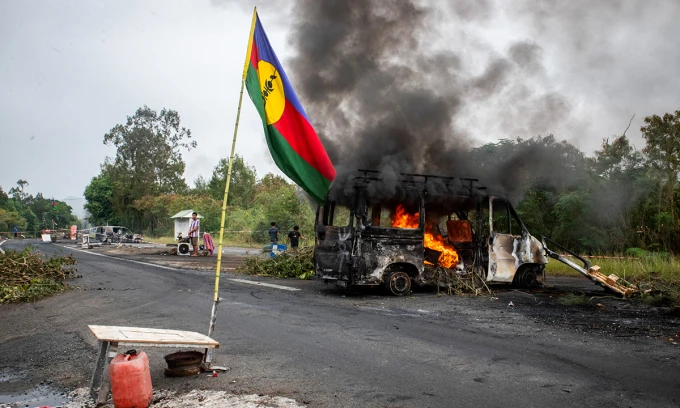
[109,350,153,408]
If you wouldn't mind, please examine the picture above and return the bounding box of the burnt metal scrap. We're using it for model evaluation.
[542,237,638,297]
[315,170,546,295]
[314,169,636,297]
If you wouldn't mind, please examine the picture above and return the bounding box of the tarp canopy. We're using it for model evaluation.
[170,210,203,219]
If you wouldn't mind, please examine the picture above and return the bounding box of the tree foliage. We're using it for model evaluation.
[83,174,115,225]
[207,155,257,208]
[641,110,680,223]
[98,106,196,230]
[0,180,78,235]
[80,107,680,253]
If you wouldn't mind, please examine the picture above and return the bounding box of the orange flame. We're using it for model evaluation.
[391,205,419,228]
[391,204,459,268]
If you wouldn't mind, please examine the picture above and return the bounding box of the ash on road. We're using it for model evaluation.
[0,239,678,408]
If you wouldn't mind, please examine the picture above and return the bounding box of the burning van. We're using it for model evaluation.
[314,170,548,295]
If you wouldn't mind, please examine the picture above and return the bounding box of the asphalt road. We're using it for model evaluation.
[1,239,679,407]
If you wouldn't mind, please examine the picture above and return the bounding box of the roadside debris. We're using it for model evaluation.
[0,248,77,303]
[237,247,314,279]
[163,351,203,377]
[59,388,306,408]
[543,238,638,297]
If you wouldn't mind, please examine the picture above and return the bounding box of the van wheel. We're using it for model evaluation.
[385,271,411,296]
[514,267,540,289]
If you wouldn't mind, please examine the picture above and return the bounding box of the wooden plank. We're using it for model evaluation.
[88,325,219,348]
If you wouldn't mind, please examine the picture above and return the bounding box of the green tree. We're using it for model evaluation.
[132,193,222,235]
[207,155,257,208]
[0,208,25,233]
[251,174,316,243]
[84,174,115,225]
[20,207,40,234]
[24,194,78,229]
[641,110,680,222]
[0,186,8,207]
[640,110,680,251]
[101,106,196,229]
[191,176,209,195]
[8,179,29,203]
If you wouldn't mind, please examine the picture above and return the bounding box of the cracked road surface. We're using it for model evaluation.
[1,240,679,407]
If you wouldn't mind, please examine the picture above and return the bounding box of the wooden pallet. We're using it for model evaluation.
[586,265,636,297]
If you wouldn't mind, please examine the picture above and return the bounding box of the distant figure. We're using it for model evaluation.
[286,226,306,251]
[203,232,215,256]
[187,212,200,256]
[268,222,279,244]
[13,225,18,238]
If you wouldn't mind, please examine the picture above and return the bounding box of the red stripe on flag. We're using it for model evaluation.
[250,41,260,70]
[272,102,336,182]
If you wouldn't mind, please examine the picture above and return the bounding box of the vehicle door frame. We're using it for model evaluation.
[487,196,527,282]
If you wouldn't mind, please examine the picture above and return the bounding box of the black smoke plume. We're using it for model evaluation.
[288,0,577,204]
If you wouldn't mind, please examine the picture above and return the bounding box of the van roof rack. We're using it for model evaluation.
[355,169,487,197]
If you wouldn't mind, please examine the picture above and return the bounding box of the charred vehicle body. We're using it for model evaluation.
[90,226,143,244]
[314,170,548,295]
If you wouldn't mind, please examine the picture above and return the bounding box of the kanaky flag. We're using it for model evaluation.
[243,10,336,203]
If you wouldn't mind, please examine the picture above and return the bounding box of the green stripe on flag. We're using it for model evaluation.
[245,64,331,203]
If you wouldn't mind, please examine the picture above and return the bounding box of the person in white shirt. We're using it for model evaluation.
[188,212,200,256]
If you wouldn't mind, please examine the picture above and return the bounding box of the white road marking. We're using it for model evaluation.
[56,244,182,271]
[0,240,6,254]
[228,278,300,292]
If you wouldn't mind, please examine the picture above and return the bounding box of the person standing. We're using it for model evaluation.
[187,212,200,256]
[286,226,306,251]
[13,225,18,238]
[268,222,279,244]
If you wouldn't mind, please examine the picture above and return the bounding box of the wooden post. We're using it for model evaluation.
[205,6,258,368]
[89,341,109,401]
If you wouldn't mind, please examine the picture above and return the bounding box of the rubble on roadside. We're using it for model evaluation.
[63,387,305,408]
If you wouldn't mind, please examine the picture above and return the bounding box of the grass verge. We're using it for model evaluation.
[546,253,680,306]
[545,254,680,282]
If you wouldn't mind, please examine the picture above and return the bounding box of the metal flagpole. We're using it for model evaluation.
[204,6,258,369]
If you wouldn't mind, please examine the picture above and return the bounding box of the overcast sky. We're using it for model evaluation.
[1,0,678,205]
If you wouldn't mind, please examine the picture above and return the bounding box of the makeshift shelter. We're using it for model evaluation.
[171,210,203,239]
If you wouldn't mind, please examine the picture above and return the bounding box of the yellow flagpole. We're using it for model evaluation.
[205,6,258,368]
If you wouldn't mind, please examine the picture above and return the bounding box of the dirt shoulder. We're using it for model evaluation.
[88,243,256,272]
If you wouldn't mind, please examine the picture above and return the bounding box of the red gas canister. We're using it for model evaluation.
[109,350,153,408]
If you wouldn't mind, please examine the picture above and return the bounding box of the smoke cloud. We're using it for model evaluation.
[286,0,583,204]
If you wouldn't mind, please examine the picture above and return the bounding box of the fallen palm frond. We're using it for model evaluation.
[0,247,78,303]
[236,247,314,279]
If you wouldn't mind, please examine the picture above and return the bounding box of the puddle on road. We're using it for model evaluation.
[0,369,68,408]
[0,385,68,407]
[0,369,26,384]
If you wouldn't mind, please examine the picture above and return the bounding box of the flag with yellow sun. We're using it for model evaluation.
[243,11,336,203]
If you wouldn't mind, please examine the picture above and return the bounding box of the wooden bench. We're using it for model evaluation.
[88,325,220,404]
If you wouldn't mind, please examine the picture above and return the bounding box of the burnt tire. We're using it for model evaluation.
[385,271,411,296]
[513,267,540,289]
